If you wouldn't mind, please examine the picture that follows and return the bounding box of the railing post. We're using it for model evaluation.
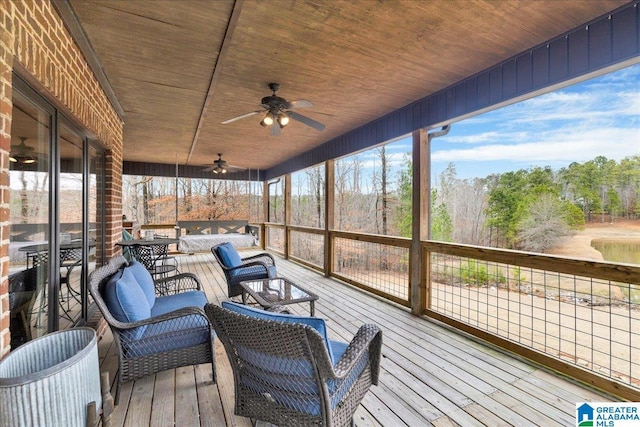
[284,174,291,259]
[262,181,269,248]
[324,160,335,277]
[410,129,429,315]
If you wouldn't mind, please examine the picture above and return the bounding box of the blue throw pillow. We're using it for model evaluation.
[103,267,151,339]
[126,260,156,307]
[221,301,336,363]
[217,243,242,268]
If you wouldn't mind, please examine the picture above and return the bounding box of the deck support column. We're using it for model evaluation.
[410,129,429,315]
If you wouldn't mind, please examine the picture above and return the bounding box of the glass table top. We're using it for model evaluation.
[240,277,317,304]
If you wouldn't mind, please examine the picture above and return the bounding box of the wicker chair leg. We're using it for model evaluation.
[113,372,122,406]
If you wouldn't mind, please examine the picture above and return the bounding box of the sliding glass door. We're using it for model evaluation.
[9,76,106,348]
[8,88,52,345]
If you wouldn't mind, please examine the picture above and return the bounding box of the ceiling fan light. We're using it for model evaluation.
[261,113,274,127]
[23,157,36,164]
[277,113,289,127]
[9,156,17,163]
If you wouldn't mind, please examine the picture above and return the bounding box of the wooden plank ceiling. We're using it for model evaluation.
[69,0,628,173]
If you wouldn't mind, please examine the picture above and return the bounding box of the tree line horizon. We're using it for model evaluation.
[121,152,639,254]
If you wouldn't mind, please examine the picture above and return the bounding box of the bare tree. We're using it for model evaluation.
[517,194,572,253]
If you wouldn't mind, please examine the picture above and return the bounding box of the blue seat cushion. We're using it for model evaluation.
[151,291,208,316]
[221,301,337,363]
[103,267,150,339]
[125,291,210,357]
[228,264,276,282]
[125,315,212,358]
[216,242,243,268]
[238,345,367,416]
[126,260,156,306]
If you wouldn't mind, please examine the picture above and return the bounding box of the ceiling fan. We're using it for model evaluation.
[10,137,37,164]
[202,153,245,174]
[221,83,326,136]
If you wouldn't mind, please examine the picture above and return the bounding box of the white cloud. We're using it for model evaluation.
[434,63,640,169]
[432,127,639,163]
[445,131,530,144]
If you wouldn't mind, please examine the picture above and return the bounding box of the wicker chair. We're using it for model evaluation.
[132,244,179,281]
[205,302,382,426]
[211,242,277,298]
[89,256,215,404]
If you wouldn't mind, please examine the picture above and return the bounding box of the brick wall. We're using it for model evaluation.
[0,0,124,357]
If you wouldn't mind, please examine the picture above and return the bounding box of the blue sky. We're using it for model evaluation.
[346,62,640,190]
[430,62,640,182]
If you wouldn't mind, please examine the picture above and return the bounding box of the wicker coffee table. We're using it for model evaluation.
[239,277,319,316]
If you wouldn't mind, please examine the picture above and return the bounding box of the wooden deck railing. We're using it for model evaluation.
[263,222,640,400]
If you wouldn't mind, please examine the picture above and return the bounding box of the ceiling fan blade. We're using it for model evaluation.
[202,165,215,172]
[226,164,246,172]
[221,110,262,124]
[286,99,313,109]
[288,111,326,131]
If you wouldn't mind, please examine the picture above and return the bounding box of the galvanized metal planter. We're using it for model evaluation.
[0,328,102,427]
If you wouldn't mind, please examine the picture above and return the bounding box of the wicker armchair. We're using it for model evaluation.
[89,256,215,404]
[205,302,382,426]
[211,242,277,298]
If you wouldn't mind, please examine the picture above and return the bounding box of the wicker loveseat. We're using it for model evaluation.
[89,256,216,404]
[205,301,382,426]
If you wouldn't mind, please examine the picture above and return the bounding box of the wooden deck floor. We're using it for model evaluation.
[98,251,615,426]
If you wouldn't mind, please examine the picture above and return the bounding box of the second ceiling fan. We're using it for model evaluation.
[221,83,326,136]
[202,153,245,174]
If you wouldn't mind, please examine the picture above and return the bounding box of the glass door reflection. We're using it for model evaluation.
[59,124,84,327]
[9,90,51,347]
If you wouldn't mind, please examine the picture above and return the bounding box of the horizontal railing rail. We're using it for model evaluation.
[422,240,639,284]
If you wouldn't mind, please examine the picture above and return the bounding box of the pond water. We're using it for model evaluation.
[591,240,640,266]
[591,239,640,303]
